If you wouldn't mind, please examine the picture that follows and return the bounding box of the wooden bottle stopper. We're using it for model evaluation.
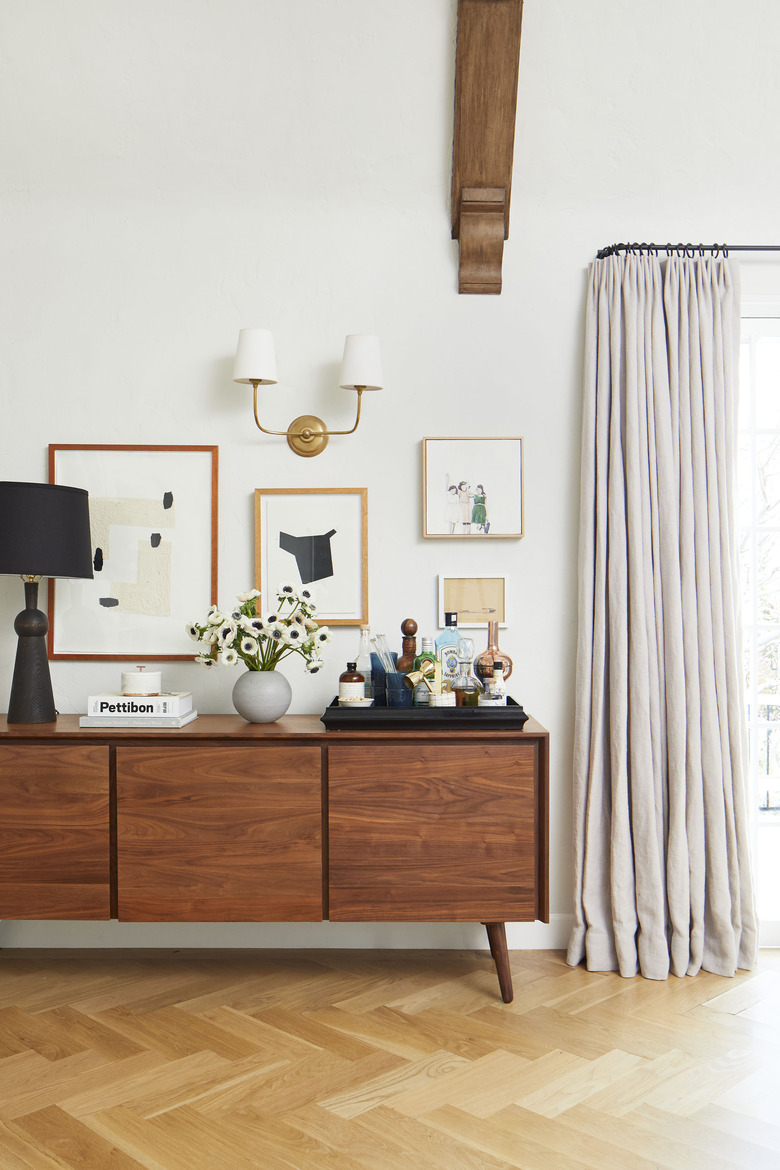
[396,617,418,672]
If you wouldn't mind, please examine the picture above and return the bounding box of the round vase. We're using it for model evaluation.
[232,670,292,723]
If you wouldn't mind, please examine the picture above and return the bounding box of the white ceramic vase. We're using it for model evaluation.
[232,669,292,723]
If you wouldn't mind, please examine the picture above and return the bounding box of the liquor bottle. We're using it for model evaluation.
[451,638,484,708]
[491,660,507,703]
[474,621,513,684]
[435,612,462,687]
[355,626,373,698]
[338,662,365,702]
[412,637,436,706]
[478,659,507,705]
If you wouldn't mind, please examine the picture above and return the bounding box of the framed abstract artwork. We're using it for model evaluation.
[48,444,218,660]
[422,436,524,538]
[254,488,368,625]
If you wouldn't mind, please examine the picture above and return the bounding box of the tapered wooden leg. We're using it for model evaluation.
[482,921,513,1003]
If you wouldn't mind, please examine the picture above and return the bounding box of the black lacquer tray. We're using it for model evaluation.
[320,695,530,731]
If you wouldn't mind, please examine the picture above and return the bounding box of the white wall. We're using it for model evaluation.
[2,0,779,949]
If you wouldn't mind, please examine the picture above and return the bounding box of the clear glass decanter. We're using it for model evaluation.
[451,638,484,707]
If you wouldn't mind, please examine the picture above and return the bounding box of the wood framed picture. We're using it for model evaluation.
[438,575,508,628]
[48,444,218,660]
[422,436,524,538]
[255,488,368,625]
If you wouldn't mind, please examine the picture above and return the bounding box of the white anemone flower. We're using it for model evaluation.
[217,619,237,646]
[240,615,265,635]
[195,654,216,667]
[283,624,305,646]
[185,622,201,642]
[314,626,332,645]
[297,587,316,607]
[266,621,286,643]
[304,617,318,631]
[206,606,224,626]
[278,583,297,600]
[237,589,261,603]
[240,636,258,656]
[221,647,238,665]
[264,612,280,625]
[306,657,324,674]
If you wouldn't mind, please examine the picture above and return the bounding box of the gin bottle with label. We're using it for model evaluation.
[435,612,462,687]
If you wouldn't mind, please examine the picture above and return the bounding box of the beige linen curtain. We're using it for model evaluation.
[567,253,758,979]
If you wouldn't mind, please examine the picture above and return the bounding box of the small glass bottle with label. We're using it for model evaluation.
[479,659,507,705]
[338,662,365,703]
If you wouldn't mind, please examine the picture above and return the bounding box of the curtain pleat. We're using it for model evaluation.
[568,253,758,979]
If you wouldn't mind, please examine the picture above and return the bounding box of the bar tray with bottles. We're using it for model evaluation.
[320,696,530,731]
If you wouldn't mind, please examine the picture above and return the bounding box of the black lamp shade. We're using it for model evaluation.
[0,481,94,579]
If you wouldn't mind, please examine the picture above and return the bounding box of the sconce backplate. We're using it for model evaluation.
[287,414,329,458]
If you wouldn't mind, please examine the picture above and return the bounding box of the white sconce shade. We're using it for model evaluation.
[233,328,278,385]
[340,334,383,391]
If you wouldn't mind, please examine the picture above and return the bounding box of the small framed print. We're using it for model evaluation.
[423,436,524,538]
[255,487,368,625]
[48,444,218,660]
[438,575,508,628]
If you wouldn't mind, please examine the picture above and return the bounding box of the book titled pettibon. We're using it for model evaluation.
[85,691,193,717]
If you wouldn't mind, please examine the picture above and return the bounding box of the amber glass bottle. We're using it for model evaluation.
[338,662,365,702]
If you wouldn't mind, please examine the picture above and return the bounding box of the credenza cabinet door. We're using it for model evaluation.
[0,745,110,919]
[328,741,540,922]
[116,744,323,922]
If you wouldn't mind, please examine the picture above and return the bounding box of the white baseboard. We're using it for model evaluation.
[0,915,575,951]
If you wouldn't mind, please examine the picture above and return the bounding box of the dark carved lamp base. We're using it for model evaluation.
[8,580,56,723]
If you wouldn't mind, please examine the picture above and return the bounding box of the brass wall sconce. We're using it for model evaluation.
[233,329,383,457]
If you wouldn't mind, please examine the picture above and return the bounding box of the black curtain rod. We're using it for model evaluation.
[596,242,780,260]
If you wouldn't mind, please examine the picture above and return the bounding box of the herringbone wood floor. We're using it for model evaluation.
[0,947,777,1169]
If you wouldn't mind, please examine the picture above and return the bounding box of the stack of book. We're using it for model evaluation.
[79,692,197,728]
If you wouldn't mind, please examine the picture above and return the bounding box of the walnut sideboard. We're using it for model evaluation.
[0,714,549,1002]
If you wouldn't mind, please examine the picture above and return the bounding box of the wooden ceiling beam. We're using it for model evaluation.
[451,0,524,294]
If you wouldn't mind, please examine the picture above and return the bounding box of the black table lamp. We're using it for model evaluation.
[0,482,93,723]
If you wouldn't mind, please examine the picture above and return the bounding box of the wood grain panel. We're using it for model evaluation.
[118,845,322,921]
[0,884,111,920]
[117,744,320,842]
[328,743,537,922]
[0,745,110,919]
[116,745,322,922]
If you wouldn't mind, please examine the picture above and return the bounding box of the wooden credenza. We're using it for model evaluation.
[0,714,549,1002]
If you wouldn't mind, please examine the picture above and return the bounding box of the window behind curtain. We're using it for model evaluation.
[739,314,780,941]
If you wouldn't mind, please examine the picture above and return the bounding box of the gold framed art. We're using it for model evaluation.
[254,487,368,625]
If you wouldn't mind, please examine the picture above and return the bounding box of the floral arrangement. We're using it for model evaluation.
[187,585,330,673]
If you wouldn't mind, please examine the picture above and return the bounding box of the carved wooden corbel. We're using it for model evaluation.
[451,0,523,294]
